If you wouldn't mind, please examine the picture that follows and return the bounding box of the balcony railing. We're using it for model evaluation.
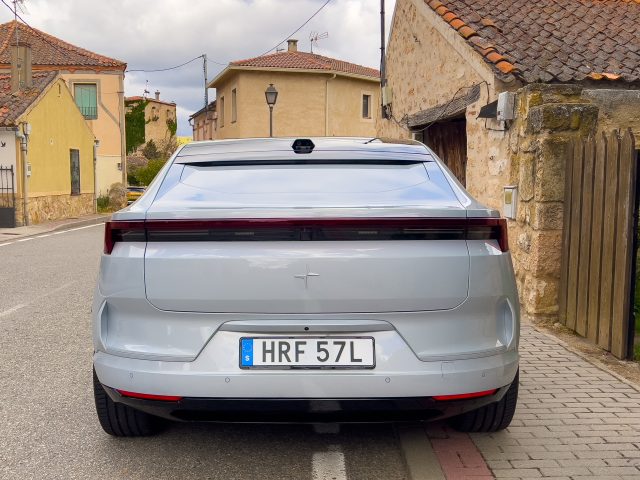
[79,105,98,120]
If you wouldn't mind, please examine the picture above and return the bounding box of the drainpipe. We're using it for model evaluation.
[325,73,336,136]
[18,125,29,226]
[93,139,100,213]
[118,74,127,186]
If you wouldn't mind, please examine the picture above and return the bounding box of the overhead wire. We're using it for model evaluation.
[257,0,332,57]
[126,55,204,73]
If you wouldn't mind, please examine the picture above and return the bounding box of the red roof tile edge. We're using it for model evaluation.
[425,0,517,81]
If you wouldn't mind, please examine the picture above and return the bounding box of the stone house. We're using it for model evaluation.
[0,20,127,195]
[189,100,216,141]
[207,39,380,139]
[125,91,177,151]
[378,0,640,329]
[0,70,96,227]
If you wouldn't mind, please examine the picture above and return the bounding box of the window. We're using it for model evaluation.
[219,96,225,127]
[70,149,80,195]
[74,84,98,120]
[231,88,237,123]
[362,94,372,119]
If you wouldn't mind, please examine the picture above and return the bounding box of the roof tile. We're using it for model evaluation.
[0,71,57,127]
[424,0,640,82]
[0,21,125,70]
[230,51,379,79]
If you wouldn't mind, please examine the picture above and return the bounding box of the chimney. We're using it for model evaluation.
[287,39,298,52]
[155,90,160,101]
[11,42,32,93]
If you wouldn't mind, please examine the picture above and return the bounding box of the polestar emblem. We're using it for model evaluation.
[294,265,320,289]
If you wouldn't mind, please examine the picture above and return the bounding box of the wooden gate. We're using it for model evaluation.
[559,129,638,358]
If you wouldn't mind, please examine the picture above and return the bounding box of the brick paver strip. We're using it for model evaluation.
[428,424,494,479]
[471,324,640,479]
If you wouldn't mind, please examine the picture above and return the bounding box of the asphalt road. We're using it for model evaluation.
[0,225,411,480]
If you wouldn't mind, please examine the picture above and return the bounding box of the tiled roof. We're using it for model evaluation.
[0,21,125,70]
[0,71,57,126]
[231,51,380,79]
[425,0,640,83]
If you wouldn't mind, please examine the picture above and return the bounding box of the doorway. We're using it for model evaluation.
[414,117,467,186]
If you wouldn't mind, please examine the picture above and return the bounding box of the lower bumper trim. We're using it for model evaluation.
[102,385,510,423]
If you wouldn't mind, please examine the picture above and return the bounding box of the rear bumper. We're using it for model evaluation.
[100,384,512,423]
[93,339,518,399]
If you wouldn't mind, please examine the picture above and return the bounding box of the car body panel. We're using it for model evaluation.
[93,137,519,419]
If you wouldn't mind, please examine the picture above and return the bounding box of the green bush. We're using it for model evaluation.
[97,195,110,212]
[131,159,166,186]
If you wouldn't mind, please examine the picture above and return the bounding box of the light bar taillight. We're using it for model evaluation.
[433,389,498,401]
[104,218,508,254]
[116,389,182,402]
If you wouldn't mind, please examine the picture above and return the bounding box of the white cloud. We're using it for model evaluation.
[0,0,396,135]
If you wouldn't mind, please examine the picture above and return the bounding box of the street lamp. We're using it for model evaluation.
[265,83,278,137]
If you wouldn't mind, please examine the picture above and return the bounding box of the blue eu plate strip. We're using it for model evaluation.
[241,338,254,366]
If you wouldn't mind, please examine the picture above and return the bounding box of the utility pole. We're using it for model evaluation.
[203,54,208,110]
[380,0,387,119]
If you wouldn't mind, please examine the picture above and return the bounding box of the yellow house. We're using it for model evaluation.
[125,91,177,152]
[0,21,127,196]
[208,40,380,139]
[0,71,95,227]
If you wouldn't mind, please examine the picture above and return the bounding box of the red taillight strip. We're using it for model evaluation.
[116,389,182,402]
[104,217,509,253]
[433,389,498,401]
[104,220,145,254]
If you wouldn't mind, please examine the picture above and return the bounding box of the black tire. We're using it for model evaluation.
[93,369,163,437]
[449,370,519,432]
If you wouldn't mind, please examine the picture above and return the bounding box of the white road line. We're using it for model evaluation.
[0,223,102,247]
[312,446,347,480]
[0,304,26,318]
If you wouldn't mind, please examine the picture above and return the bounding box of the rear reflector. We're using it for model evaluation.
[433,389,498,401]
[116,389,182,402]
[104,218,508,254]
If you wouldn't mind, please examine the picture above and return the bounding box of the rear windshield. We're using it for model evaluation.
[170,163,458,207]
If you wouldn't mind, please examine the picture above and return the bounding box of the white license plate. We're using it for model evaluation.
[240,337,375,369]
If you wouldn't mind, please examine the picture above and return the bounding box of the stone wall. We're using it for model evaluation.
[507,84,598,319]
[16,193,94,226]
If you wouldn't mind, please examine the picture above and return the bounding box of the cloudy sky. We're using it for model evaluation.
[0,0,396,135]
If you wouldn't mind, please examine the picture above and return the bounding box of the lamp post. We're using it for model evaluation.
[264,83,278,137]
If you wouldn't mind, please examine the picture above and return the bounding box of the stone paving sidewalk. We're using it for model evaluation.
[471,324,640,479]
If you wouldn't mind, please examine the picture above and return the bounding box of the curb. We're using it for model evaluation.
[0,214,109,244]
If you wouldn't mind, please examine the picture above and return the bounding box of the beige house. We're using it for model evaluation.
[0,21,127,195]
[207,40,380,139]
[189,100,216,141]
[126,91,177,149]
[379,0,640,355]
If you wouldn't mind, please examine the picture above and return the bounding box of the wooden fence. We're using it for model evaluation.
[559,129,638,359]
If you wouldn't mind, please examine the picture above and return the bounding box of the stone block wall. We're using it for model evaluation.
[508,84,598,319]
[15,193,94,226]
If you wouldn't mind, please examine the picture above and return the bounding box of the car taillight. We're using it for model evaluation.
[104,221,145,254]
[116,389,182,402]
[433,389,498,401]
[103,217,509,253]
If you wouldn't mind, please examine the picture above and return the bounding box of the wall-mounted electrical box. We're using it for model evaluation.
[382,85,393,106]
[26,162,32,177]
[497,92,516,121]
[503,185,518,219]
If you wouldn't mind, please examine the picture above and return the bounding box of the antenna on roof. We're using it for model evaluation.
[14,0,28,15]
[275,47,285,53]
[143,80,150,98]
[309,31,328,53]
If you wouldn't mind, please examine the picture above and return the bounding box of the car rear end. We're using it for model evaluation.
[92,138,519,434]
